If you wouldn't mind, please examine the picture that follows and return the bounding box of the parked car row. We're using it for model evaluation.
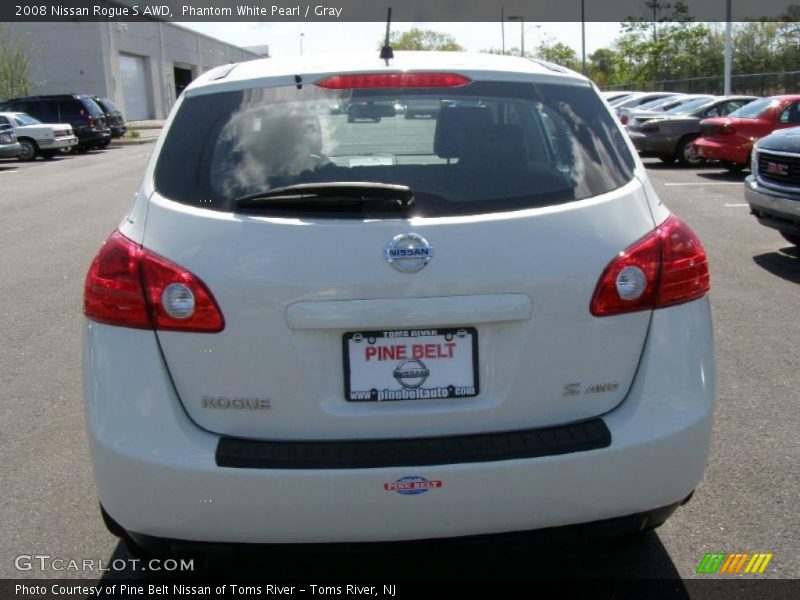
[604,91,800,247]
[605,90,800,171]
[334,98,484,122]
[0,93,126,161]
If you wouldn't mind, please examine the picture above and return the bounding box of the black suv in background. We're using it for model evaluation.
[92,96,127,139]
[0,94,111,152]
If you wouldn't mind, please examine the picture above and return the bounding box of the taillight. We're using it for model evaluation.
[620,114,629,125]
[315,72,471,89]
[590,215,709,317]
[720,123,736,135]
[84,230,224,332]
[87,116,95,128]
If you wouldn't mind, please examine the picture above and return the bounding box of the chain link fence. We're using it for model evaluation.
[603,71,800,96]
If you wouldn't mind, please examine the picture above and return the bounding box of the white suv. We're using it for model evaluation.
[83,52,715,555]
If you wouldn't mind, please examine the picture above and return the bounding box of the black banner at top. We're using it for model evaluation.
[3,0,800,22]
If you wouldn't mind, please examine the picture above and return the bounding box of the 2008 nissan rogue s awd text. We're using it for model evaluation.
[82,52,715,556]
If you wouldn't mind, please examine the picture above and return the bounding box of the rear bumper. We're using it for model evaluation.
[123,502,685,555]
[77,129,111,146]
[693,137,751,164]
[627,130,680,156]
[84,299,715,544]
[39,136,78,150]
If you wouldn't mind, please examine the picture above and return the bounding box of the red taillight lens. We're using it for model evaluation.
[590,215,710,317]
[315,72,471,89]
[87,116,94,128]
[620,114,629,125]
[84,230,150,328]
[84,230,224,332]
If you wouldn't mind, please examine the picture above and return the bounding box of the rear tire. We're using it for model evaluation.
[17,139,37,162]
[677,135,704,166]
[780,232,800,246]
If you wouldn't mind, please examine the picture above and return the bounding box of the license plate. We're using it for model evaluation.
[343,327,479,402]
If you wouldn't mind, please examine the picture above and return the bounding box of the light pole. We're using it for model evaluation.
[508,15,524,57]
[724,0,733,94]
[300,32,304,56]
[581,0,586,74]
[525,24,541,57]
[501,7,505,55]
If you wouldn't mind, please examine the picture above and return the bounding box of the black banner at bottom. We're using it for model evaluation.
[2,579,800,600]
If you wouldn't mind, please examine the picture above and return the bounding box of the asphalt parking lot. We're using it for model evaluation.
[0,144,797,586]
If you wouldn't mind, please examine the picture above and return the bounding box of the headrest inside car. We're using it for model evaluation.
[434,105,493,160]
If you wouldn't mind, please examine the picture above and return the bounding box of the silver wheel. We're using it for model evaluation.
[677,136,703,166]
[18,139,37,162]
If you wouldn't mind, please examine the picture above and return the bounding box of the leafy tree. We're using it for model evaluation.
[587,48,618,86]
[533,39,579,70]
[0,24,32,99]
[482,36,579,71]
[381,28,464,52]
[610,0,710,86]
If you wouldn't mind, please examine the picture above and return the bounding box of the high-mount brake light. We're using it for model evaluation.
[590,215,710,317]
[314,73,471,89]
[84,230,224,332]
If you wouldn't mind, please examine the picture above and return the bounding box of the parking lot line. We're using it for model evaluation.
[663,182,743,186]
[724,203,748,207]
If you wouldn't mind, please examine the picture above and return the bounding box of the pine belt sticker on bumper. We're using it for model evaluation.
[384,476,442,495]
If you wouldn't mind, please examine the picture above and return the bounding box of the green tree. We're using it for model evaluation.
[606,0,710,86]
[587,48,618,86]
[0,24,32,99]
[381,28,464,52]
[533,39,579,70]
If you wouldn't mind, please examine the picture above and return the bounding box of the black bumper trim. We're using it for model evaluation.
[215,418,611,469]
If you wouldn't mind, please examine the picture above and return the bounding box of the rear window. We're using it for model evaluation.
[666,97,713,115]
[13,114,40,126]
[729,97,778,119]
[155,80,635,218]
[99,98,120,112]
[82,98,105,117]
[637,96,679,111]
[62,97,104,118]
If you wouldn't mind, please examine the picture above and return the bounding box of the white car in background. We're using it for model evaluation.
[0,112,78,161]
[83,51,715,557]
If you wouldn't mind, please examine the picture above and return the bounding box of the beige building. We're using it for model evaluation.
[8,21,262,120]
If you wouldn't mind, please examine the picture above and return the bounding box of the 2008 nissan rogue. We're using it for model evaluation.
[83,52,715,555]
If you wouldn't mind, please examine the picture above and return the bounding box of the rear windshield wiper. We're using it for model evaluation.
[234,182,414,210]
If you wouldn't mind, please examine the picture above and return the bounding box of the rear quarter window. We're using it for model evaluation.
[155,79,635,218]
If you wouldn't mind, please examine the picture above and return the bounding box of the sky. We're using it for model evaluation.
[177,21,623,59]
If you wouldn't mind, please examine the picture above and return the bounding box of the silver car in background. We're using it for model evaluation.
[619,95,712,126]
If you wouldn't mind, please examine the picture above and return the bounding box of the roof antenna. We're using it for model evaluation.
[379,7,394,64]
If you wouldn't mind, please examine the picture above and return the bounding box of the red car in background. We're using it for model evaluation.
[693,95,800,171]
